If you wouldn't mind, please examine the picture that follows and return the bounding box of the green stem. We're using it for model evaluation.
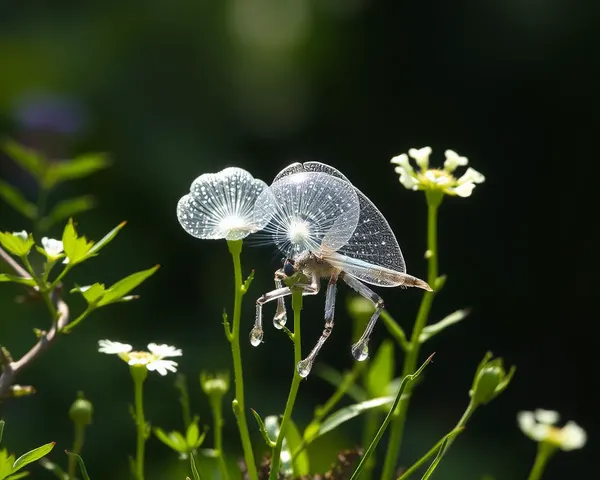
[211,396,229,480]
[227,240,258,480]
[360,410,381,480]
[526,443,556,480]
[60,308,93,333]
[381,201,440,480]
[21,254,58,321]
[67,424,85,479]
[269,288,303,480]
[131,367,148,480]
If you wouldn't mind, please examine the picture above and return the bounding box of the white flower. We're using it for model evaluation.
[517,409,587,451]
[98,339,182,376]
[12,230,28,240]
[41,237,64,258]
[390,147,485,198]
[177,167,270,241]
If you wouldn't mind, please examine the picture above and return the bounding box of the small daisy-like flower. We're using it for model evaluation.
[98,339,182,376]
[177,167,271,241]
[517,409,587,451]
[390,147,485,198]
[41,237,64,258]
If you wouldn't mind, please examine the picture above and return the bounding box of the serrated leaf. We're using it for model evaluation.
[153,428,188,453]
[366,340,394,398]
[0,232,34,257]
[61,220,93,265]
[0,181,37,219]
[64,452,90,480]
[87,221,126,256]
[285,418,309,477]
[11,442,55,474]
[43,153,110,188]
[315,397,394,440]
[97,265,159,306]
[0,450,16,479]
[40,196,96,231]
[0,274,36,286]
[1,139,45,181]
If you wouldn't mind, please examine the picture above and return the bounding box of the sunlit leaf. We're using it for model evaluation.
[0,274,36,286]
[40,196,96,231]
[44,153,110,188]
[186,422,199,448]
[0,449,16,479]
[285,418,309,477]
[1,139,45,181]
[366,339,394,398]
[5,471,30,479]
[0,181,37,219]
[87,221,126,256]
[61,220,93,265]
[419,309,471,343]
[97,265,159,306]
[11,442,55,474]
[153,428,188,453]
[64,452,90,480]
[0,232,34,257]
[71,284,106,305]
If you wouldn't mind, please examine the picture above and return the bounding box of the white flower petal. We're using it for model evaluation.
[147,343,182,358]
[443,149,469,172]
[128,357,150,366]
[12,230,28,240]
[559,421,587,451]
[534,409,559,425]
[457,167,485,185]
[517,411,536,436]
[453,182,475,197]
[177,167,269,240]
[41,237,64,257]
[147,359,178,376]
[408,147,432,170]
[98,340,132,355]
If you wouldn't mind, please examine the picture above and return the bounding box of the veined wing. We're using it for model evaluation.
[281,162,406,276]
[321,250,408,287]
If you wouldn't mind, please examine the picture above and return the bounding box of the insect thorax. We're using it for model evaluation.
[293,250,339,279]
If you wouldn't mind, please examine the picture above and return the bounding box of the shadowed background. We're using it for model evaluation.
[0,1,595,478]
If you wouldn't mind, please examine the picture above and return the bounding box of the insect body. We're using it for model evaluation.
[250,162,431,377]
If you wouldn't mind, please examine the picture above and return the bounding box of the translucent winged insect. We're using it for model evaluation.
[250,162,432,377]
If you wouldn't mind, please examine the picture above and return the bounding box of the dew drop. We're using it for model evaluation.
[273,313,287,329]
[296,358,313,378]
[351,341,369,361]
[249,327,263,347]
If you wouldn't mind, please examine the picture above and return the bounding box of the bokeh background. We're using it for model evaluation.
[0,1,595,479]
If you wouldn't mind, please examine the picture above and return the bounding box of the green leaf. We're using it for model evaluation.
[366,339,394,398]
[0,449,16,479]
[186,422,199,448]
[0,274,36,286]
[61,220,93,265]
[153,428,188,453]
[1,139,45,181]
[64,452,90,480]
[71,284,106,305]
[285,418,309,477]
[0,232,34,257]
[314,397,394,440]
[251,409,275,447]
[314,364,367,403]
[420,308,471,343]
[0,181,37,219]
[11,442,55,474]
[43,153,110,189]
[39,196,96,231]
[87,221,127,256]
[5,472,30,479]
[97,265,159,306]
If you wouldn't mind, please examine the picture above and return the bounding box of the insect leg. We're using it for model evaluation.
[273,270,287,329]
[296,273,339,378]
[340,272,384,361]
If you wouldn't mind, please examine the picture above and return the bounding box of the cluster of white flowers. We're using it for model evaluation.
[98,340,182,376]
[11,231,68,262]
[517,409,587,451]
[390,147,485,198]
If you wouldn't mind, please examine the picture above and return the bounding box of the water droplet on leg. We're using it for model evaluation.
[351,340,369,361]
[296,358,314,378]
[273,312,287,329]
[249,327,263,347]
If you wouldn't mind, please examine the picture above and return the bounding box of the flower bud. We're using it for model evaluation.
[470,352,515,406]
[69,391,93,426]
[200,372,230,400]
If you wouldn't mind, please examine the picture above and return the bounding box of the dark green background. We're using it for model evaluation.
[0,1,594,478]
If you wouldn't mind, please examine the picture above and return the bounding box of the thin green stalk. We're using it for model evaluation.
[131,367,148,480]
[227,240,258,480]
[67,423,85,479]
[381,201,440,480]
[21,254,58,321]
[360,410,380,480]
[269,288,303,480]
[210,396,229,480]
[526,443,555,480]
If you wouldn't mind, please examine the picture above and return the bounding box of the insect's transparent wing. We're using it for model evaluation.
[253,171,360,258]
[273,161,351,183]
[323,251,406,287]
